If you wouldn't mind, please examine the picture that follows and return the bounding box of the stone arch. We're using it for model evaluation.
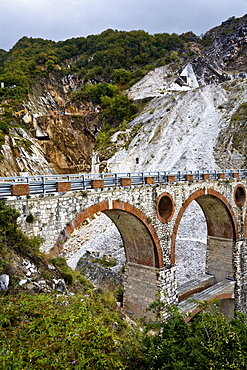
[171,189,238,283]
[53,200,163,268]
[184,294,235,323]
[53,200,164,316]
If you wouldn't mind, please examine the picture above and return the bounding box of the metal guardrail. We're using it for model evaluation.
[0,169,246,197]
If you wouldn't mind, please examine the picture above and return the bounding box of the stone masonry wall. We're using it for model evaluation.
[124,262,159,316]
[6,178,247,315]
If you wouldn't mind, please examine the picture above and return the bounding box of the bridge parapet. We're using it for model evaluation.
[0,168,246,197]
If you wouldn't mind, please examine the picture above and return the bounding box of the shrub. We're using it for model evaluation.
[0,200,42,259]
[143,301,247,370]
[51,256,75,284]
[0,292,145,369]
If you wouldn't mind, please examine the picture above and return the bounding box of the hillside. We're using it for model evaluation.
[0,15,246,176]
[0,14,246,283]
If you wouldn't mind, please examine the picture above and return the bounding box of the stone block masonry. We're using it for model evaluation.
[91,179,104,189]
[6,177,247,318]
[207,237,234,283]
[185,174,194,181]
[11,184,30,196]
[56,181,71,192]
[124,262,160,316]
[145,176,155,184]
[120,178,132,186]
[202,173,210,180]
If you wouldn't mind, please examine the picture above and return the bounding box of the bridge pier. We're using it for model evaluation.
[207,236,234,282]
[124,263,160,316]
[124,262,177,317]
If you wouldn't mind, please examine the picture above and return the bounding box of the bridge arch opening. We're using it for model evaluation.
[175,200,207,285]
[172,189,238,282]
[54,200,164,316]
[184,292,235,323]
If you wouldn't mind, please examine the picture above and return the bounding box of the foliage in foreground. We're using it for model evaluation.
[1,295,247,370]
[0,200,43,276]
[0,292,144,370]
[143,302,247,370]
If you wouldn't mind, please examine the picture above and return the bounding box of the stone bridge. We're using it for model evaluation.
[2,169,247,319]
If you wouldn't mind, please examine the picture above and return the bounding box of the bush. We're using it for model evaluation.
[0,293,145,369]
[51,257,93,289]
[51,256,75,284]
[0,200,42,259]
[0,120,9,134]
[143,301,247,370]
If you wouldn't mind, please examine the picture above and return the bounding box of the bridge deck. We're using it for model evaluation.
[0,169,246,197]
[178,279,235,319]
[178,273,215,302]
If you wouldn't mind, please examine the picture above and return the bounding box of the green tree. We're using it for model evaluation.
[45,59,55,72]
[101,94,137,121]
[111,68,131,84]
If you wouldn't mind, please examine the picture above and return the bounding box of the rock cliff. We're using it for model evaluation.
[0,74,99,176]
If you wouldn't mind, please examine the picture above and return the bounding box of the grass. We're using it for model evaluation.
[91,255,117,268]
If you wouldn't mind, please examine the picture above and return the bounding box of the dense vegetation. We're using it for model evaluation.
[0,200,43,277]
[0,292,144,369]
[1,295,247,369]
[1,201,247,369]
[143,302,247,369]
[0,29,202,104]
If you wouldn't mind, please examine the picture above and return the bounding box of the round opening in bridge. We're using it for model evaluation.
[234,184,246,207]
[156,193,174,223]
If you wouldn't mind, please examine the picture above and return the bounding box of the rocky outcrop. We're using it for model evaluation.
[36,111,98,173]
[26,74,100,174]
[76,251,123,290]
[0,127,55,176]
[0,74,100,176]
[204,14,247,71]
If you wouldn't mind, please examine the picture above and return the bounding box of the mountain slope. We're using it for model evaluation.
[105,76,247,173]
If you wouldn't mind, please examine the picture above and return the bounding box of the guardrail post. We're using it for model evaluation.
[42,176,45,195]
[141,172,144,185]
